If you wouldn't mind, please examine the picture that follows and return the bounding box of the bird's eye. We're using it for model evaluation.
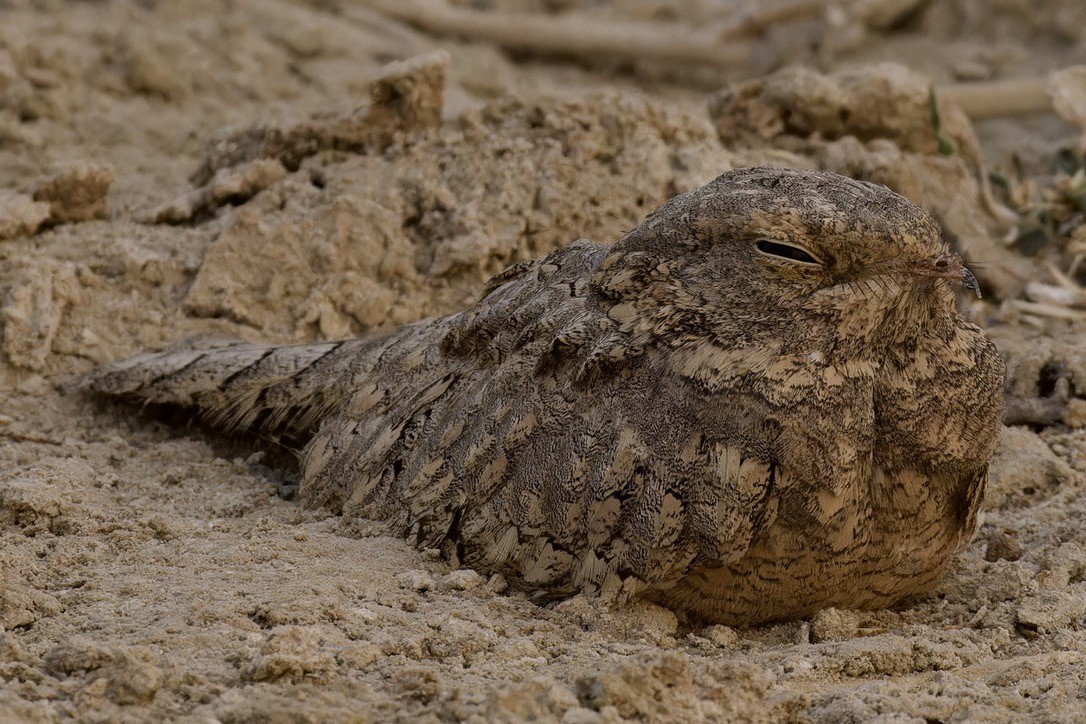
[755,239,821,265]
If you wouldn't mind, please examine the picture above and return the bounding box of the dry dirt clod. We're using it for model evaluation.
[1,263,79,370]
[396,570,435,592]
[191,50,450,185]
[33,160,114,225]
[438,569,485,591]
[145,158,288,224]
[810,607,861,642]
[984,529,1023,562]
[0,189,50,240]
[247,626,337,684]
[0,580,62,630]
[1016,585,1086,635]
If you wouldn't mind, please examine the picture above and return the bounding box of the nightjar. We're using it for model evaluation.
[90,167,1005,625]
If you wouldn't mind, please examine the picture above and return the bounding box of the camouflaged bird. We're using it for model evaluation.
[90,167,1005,626]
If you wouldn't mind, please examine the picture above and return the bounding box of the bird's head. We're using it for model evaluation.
[592,167,978,357]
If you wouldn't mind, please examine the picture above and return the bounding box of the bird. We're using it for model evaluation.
[88,167,1006,626]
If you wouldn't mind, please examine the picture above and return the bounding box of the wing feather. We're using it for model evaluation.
[89,239,775,607]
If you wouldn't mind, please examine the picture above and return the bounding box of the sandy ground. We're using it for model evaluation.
[2,0,1086,721]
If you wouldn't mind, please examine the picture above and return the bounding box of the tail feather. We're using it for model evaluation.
[87,338,350,441]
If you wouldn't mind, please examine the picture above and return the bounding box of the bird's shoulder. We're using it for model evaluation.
[439,240,647,383]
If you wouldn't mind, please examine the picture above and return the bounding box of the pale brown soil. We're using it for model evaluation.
[2,1,1086,721]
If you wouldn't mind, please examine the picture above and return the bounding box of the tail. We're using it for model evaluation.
[87,338,359,442]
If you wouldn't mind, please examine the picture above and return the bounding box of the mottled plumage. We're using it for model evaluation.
[89,168,1005,625]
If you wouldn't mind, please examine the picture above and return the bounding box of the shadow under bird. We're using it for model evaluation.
[89,167,1005,626]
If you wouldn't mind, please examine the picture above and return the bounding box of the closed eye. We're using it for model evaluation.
[756,239,821,265]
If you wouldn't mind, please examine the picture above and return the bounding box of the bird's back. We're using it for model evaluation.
[90,240,726,600]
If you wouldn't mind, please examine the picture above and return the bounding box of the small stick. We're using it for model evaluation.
[1042,261,1083,292]
[938,78,1052,120]
[966,605,988,627]
[1025,280,1086,309]
[1005,299,1086,321]
[0,429,64,445]
[1004,395,1066,426]
[360,0,756,67]
[1070,254,1084,278]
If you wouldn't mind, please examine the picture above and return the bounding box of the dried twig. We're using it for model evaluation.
[938,78,1052,120]
[0,429,64,445]
[1042,261,1083,292]
[1004,299,1086,321]
[359,0,760,68]
[940,67,1086,124]
[1003,395,1067,427]
[1025,281,1086,309]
